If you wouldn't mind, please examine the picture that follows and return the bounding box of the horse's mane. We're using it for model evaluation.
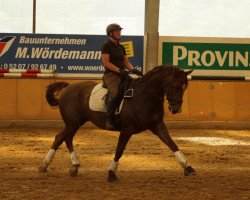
[138,65,177,83]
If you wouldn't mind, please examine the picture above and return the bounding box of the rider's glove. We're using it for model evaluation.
[131,68,143,76]
[119,68,129,77]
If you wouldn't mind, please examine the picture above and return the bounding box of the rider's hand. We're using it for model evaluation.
[119,69,129,77]
[131,68,143,76]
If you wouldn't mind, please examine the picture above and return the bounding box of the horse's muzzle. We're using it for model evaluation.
[169,106,182,114]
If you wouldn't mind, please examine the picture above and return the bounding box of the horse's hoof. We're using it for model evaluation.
[184,166,196,176]
[69,164,79,177]
[38,165,48,173]
[107,170,118,182]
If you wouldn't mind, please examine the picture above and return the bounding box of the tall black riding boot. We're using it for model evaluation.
[106,96,118,130]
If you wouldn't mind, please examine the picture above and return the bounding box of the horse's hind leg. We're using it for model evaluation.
[38,127,67,173]
[64,126,81,177]
[38,126,80,176]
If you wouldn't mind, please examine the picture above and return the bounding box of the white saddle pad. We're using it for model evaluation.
[89,83,123,114]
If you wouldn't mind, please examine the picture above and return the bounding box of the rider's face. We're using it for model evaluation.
[112,30,121,40]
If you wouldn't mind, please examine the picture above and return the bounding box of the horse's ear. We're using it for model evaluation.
[185,70,194,75]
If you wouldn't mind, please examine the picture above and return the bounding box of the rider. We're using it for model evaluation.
[101,23,143,130]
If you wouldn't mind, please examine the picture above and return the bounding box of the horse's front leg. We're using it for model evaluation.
[150,121,195,176]
[107,132,131,182]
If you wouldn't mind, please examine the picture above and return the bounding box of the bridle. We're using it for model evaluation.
[141,74,184,109]
[135,67,184,109]
[165,80,183,107]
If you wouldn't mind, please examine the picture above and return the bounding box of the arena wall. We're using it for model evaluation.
[0,79,250,121]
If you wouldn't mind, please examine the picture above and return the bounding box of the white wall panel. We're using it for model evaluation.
[159,0,250,38]
[0,0,32,33]
[36,0,145,35]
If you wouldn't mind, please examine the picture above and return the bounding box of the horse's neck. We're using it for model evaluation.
[135,68,174,99]
[135,76,165,98]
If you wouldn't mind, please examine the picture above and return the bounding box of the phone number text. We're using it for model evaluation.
[0,63,57,70]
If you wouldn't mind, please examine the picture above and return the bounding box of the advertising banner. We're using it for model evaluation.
[160,37,250,77]
[0,33,143,78]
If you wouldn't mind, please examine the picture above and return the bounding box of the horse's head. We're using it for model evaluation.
[165,68,193,114]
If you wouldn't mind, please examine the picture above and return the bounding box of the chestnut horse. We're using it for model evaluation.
[38,65,195,182]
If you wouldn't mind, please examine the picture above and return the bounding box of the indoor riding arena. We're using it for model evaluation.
[1,0,250,200]
[0,80,249,200]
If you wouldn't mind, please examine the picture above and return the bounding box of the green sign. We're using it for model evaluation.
[162,42,250,70]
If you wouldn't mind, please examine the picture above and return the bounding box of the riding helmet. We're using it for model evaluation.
[106,23,123,35]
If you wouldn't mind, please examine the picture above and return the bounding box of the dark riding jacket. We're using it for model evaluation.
[101,39,126,74]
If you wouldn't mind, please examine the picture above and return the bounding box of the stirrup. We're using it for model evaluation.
[124,89,134,98]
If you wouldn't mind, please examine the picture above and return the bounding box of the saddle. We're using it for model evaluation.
[89,75,134,113]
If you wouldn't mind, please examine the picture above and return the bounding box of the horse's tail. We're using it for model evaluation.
[46,81,69,108]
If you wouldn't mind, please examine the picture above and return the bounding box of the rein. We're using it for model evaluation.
[125,67,184,106]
